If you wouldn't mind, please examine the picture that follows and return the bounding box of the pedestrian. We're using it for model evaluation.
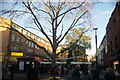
[83,65,88,75]
[91,64,100,79]
[26,64,38,80]
[60,66,67,76]
[115,66,120,80]
[72,65,81,79]
[8,63,15,80]
[104,68,115,80]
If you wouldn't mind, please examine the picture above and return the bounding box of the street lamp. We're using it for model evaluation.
[93,28,98,65]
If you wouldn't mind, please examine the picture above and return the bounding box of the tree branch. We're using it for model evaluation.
[24,2,53,47]
[53,0,85,21]
[57,28,88,56]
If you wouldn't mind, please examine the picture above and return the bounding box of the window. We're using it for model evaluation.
[19,46,22,52]
[11,45,15,51]
[20,38,23,43]
[35,45,37,49]
[15,45,18,52]
[35,37,39,41]
[115,37,118,49]
[26,32,28,36]
[110,42,112,51]
[31,43,34,48]
[28,41,31,47]
[13,25,19,30]
[109,26,111,31]
[26,40,27,44]
[28,49,33,53]
[21,29,23,33]
[30,34,34,38]
[11,33,15,41]
[16,36,19,43]
[37,46,39,49]
[113,19,115,23]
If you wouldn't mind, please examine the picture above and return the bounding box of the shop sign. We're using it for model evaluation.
[11,52,23,56]
[0,53,5,56]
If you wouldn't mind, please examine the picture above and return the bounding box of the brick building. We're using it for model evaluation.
[106,2,120,69]
[0,17,52,63]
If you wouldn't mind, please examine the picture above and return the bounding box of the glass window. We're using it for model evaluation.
[21,29,23,33]
[20,38,23,43]
[26,40,27,44]
[13,25,19,30]
[37,46,39,49]
[31,42,34,48]
[26,32,28,36]
[11,33,15,41]
[28,41,31,47]
[35,37,39,41]
[30,34,33,38]
[110,42,112,51]
[35,45,37,49]
[19,46,22,52]
[16,36,19,43]
[115,37,118,48]
[15,45,18,52]
[11,45,15,51]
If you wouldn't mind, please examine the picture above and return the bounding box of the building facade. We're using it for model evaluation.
[106,2,120,69]
[0,17,52,63]
[98,35,107,68]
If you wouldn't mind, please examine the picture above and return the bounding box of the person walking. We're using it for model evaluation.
[115,66,120,80]
[104,68,115,80]
[72,65,81,80]
[26,64,38,80]
[8,63,15,80]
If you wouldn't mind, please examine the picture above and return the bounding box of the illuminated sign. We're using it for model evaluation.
[11,52,23,56]
[34,57,41,60]
[0,53,4,56]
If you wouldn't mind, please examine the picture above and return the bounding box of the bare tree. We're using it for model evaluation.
[1,0,94,67]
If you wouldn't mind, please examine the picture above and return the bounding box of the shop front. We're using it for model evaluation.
[111,55,120,70]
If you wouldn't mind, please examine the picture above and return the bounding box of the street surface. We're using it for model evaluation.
[6,69,105,80]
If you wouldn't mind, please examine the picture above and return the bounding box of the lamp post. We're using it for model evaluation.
[93,28,98,65]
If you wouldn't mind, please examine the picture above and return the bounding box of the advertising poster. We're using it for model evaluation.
[19,62,24,71]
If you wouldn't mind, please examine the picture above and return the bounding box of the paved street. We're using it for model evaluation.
[8,69,106,80]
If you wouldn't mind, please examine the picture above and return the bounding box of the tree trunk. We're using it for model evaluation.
[51,53,57,67]
[51,57,56,67]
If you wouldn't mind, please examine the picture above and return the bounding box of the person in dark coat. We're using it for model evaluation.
[26,64,38,80]
[60,66,66,76]
[8,63,15,80]
[104,68,115,80]
[72,65,81,77]
[83,65,88,75]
